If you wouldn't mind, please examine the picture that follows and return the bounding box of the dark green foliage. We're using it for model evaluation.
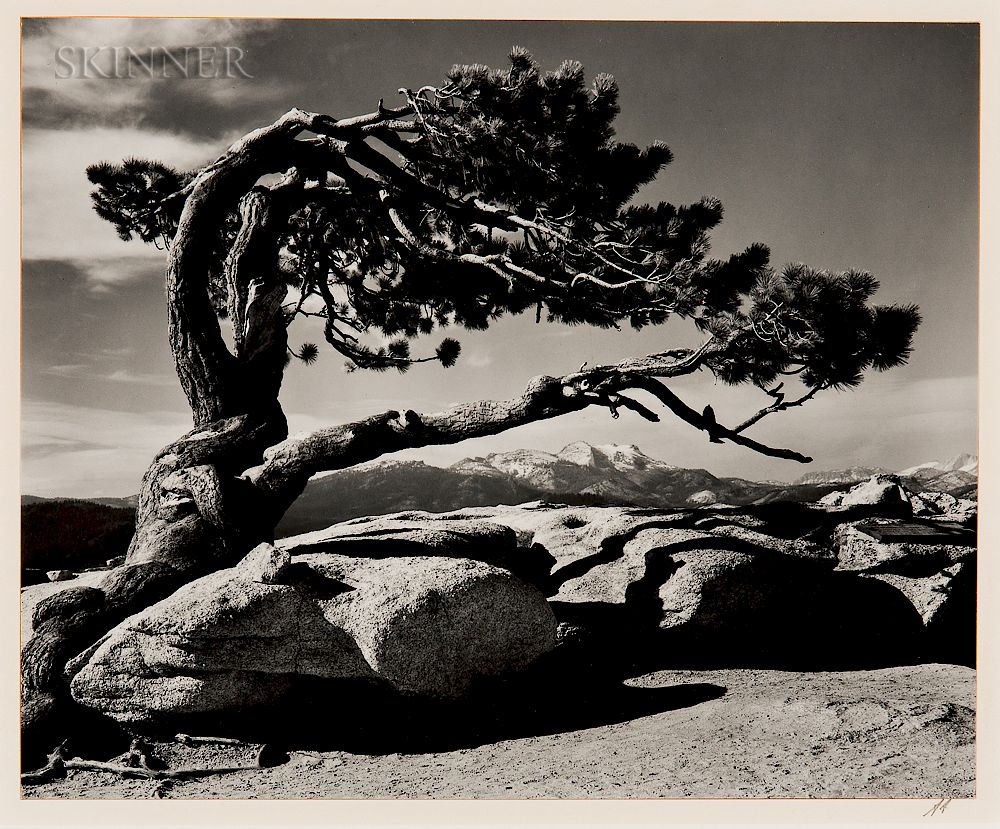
[86,49,919,399]
[290,342,320,365]
[86,159,189,246]
[869,304,921,371]
[410,52,672,223]
[701,264,922,391]
[435,337,461,368]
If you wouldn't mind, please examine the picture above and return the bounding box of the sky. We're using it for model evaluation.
[20,19,980,497]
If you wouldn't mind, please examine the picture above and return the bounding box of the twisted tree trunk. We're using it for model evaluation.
[21,122,300,760]
[21,107,816,764]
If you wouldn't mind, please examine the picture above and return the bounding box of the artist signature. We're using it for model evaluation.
[923,797,953,817]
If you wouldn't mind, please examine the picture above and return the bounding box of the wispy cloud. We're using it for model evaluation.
[22,127,224,261]
[103,369,176,387]
[93,347,135,359]
[22,434,107,459]
[41,363,175,387]
[20,399,193,497]
[42,364,88,377]
[78,258,170,292]
[464,351,494,369]
[105,369,177,386]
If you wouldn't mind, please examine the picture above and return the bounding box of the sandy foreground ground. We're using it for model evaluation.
[23,662,974,800]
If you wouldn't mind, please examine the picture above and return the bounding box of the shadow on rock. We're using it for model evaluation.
[643,571,927,672]
[924,557,976,668]
[20,701,133,772]
[551,565,928,675]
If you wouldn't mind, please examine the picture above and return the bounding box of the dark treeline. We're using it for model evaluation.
[21,500,136,576]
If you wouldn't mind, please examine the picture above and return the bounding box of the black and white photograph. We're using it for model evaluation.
[16,14,985,808]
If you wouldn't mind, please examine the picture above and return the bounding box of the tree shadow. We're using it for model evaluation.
[231,672,727,755]
[547,517,695,592]
[49,669,726,764]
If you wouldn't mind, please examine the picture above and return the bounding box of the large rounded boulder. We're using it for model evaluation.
[839,474,913,514]
[69,545,556,725]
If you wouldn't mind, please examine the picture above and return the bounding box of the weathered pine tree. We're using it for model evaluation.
[22,50,919,754]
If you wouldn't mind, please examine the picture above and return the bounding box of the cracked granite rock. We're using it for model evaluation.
[69,543,556,725]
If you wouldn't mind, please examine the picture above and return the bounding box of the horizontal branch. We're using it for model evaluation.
[627,378,812,463]
[246,343,811,502]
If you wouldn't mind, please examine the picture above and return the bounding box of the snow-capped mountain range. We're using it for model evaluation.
[899,453,978,476]
[269,443,977,535]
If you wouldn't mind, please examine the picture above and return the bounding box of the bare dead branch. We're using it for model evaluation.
[602,392,661,421]
[732,383,827,434]
[626,377,813,462]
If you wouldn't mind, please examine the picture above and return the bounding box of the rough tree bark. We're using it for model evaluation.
[21,107,816,761]
[21,115,314,758]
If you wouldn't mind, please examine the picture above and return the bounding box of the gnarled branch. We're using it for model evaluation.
[246,343,811,506]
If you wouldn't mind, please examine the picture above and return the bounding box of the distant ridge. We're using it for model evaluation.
[23,445,977,542]
[794,466,891,486]
[900,453,978,477]
[270,444,976,536]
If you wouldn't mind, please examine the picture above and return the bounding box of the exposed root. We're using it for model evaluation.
[174,732,248,747]
[127,737,167,770]
[152,780,174,798]
[20,743,69,785]
[21,738,289,786]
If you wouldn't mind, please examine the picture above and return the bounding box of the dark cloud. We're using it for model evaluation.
[24,20,979,150]
[20,84,284,141]
[21,18,58,37]
[22,18,292,140]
